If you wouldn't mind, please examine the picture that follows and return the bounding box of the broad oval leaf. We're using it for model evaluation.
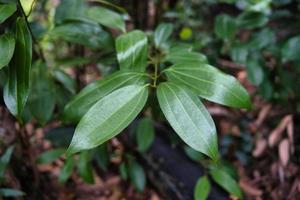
[54,0,88,24]
[281,36,300,61]
[210,167,243,198]
[214,14,237,40]
[136,117,155,152]
[0,3,16,24]
[50,21,113,50]
[78,151,94,184]
[67,84,149,155]
[63,70,148,122]
[86,6,126,32]
[0,33,15,70]
[4,17,32,118]
[154,23,173,48]
[194,176,211,200]
[164,63,251,109]
[236,12,268,29]
[128,160,146,192]
[157,82,218,160]
[165,50,207,65]
[116,30,148,72]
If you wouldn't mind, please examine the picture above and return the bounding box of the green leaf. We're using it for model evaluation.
[54,0,88,24]
[4,17,32,118]
[50,21,113,50]
[59,157,74,183]
[0,188,25,197]
[0,146,14,179]
[281,36,300,61]
[116,30,148,72]
[86,6,126,32]
[27,62,56,125]
[194,176,211,200]
[0,33,15,70]
[183,146,205,162]
[210,167,243,198]
[93,144,109,171]
[119,162,128,180]
[157,82,218,160]
[128,160,146,192]
[78,151,94,184]
[230,42,249,64]
[164,63,251,109]
[136,117,155,152]
[246,60,264,86]
[63,70,148,122]
[0,3,16,24]
[248,28,275,49]
[53,69,76,94]
[214,14,237,40]
[165,50,207,65]
[36,148,65,164]
[236,12,268,29]
[154,23,173,48]
[67,84,149,155]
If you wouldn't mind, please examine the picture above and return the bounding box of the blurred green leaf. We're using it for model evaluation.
[53,69,76,94]
[154,23,173,48]
[63,70,148,122]
[86,6,125,32]
[0,3,16,24]
[281,36,300,61]
[78,151,94,184]
[0,146,14,179]
[0,33,15,70]
[54,0,88,24]
[210,166,243,198]
[59,157,74,183]
[165,63,251,109]
[165,50,207,64]
[246,60,264,86]
[194,176,211,200]
[36,148,65,164]
[157,82,218,160]
[119,162,128,180]
[44,127,74,148]
[136,117,155,152]
[237,12,268,29]
[50,21,113,50]
[116,30,148,72]
[128,160,146,192]
[4,18,32,119]
[67,85,149,155]
[214,14,236,40]
[0,188,24,197]
[183,146,205,162]
[93,144,109,171]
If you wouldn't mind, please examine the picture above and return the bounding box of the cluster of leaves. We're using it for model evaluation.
[0,0,253,198]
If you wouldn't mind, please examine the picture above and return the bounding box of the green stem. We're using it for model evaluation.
[153,59,159,87]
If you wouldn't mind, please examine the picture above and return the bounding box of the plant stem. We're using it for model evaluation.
[153,59,159,87]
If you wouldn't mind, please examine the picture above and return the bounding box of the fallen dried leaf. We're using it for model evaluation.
[253,138,267,157]
[279,139,290,167]
[268,115,291,147]
[240,179,263,197]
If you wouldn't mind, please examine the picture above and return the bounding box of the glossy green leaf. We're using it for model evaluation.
[157,82,218,160]
[4,18,32,118]
[0,33,15,70]
[0,146,14,179]
[210,167,243,198]
[50,21,113,50]
[154,23,173,48]
[78,151,94,184]
[28,63,55,125]
[54,0,87,24]
[214,14,236,40]
[164,63,251,109]
[116,30,148,72]
[86,6,125,32]
[0,3,16,24]
[281,36,300,61]
[36,148,65,164]
[128,160,146,192]
[194,176,211,200]
[67,84,149,155]
[165,50,207,64]
[237,12,268,29]
[59,157,74,183]
[63,70,148,122]
[136,117,155,152]
[0,188,25,197]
